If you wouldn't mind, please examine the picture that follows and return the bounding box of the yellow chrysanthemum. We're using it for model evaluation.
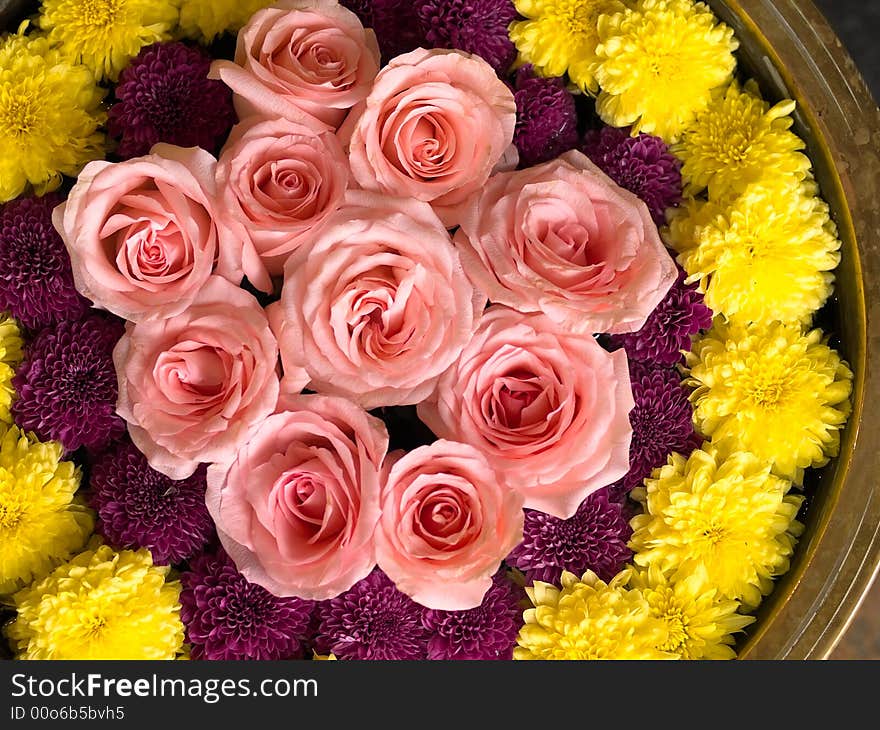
[509,0,625,92]
[627,566,755,659]
[0,424,93,595]
[38,0,179,82]
[0,314,22,423]
[514,570,676,660]
[7,541,184,659]
[0,27,106,203]
[594,0,738,142]
[178,0,275,44]
[686,320,853,484]
[629,446,804,610]
[674,80,811,199]
[667,181,841,324]
[312,652,338,660]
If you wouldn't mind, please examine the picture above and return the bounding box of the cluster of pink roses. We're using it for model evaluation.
[52,0,677,610]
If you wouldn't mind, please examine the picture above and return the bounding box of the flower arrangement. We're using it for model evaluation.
[0,0,853,661]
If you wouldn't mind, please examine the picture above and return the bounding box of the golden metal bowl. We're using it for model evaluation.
[711,0,880,659]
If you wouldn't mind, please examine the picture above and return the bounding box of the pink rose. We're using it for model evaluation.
[210,0,380,130]
[453,150,678,335]
[215,117,350,293]
[377,440,524,610]
[265,301,310,396]
[341,48,517,226]
[114,276,280,479]
[53,144,232,322]
[206,393,388,600]
[279,189,485,408]
[418,305,634,519]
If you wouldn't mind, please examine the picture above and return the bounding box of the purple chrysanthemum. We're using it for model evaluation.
[315,569,429,660]
[12,314,125,452]
[180,550,316,661]
[513,65,580,168]
[89,439,214,565]
[0,194,89,332]
[342,0,426,61]
[507,489,633,585]
[108,42,236,159]
[583,125,683,225]
[422,571,523,660]
[623,361,702,492]
[415,0,518,75]
[609,267,714,366]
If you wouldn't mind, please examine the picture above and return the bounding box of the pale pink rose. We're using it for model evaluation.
[53,144,233,322]
[114,276,280,480]
[206,393,388,600]
[453,150,678,335]
[279,189,485,408]
[340,48,517,226]
[210,0,380,130]
[418,305,634,519]
[265,301,310,395]
[215,117,350,293]
[377,440,524,610]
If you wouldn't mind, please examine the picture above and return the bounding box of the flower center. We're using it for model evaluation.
[83,613,107,638]
[0,96,39,138]
[746,373,787,409]
[657,608,688,653]
[0,500,23,530]
[78,0,120,26]
[702,524,727,545]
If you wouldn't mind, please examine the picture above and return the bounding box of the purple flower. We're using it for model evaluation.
[0,194,89,332]
[422,571,523,659]
[341,0,426,61]
[583,125,683,225]
[513,65,580,168]
[180,549,316,661]
[89,439,214,565]
[609,267,713,366]
[507,489,633,585]
[415,0,518,75]
[12,314,125,452]
[315,569,429,660]
[108,42,236,159]
[622,361,702,492]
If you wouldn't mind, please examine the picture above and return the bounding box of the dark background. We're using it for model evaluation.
[811,0,880,660]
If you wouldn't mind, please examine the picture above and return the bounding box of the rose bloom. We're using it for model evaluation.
[206,393,388,600]
[265,301,311,397]
[418,305,634,519]
[210,0,380,130]
[53,144,233,322]
[215,116,350,294]
[377,440,524,610]
[341,48,517,226]
[114,276,280,480]
[454,150,678,335]
[278,189,484,408]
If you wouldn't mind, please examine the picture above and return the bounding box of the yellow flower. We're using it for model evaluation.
[0,27,106,203]
[686,320,853,484]
[509,0,625,92]
[312,651,338,660]
[514,570,676,660]
[7,541,184,659]
[674,80,811,199]
[667,181,841,324]
[0,314,23,423]
[594,0,738,142]
[0,424,93,595]
[38,0,179,82]
[178,0,275,44]
[627,566,755,659]
[629,446,804,611]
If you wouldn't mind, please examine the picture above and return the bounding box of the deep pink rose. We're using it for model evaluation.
[210,0,380,130]
[215,116,350,293]
[114,276,280,479]
[453,150,678,335]
[278,189,485,408]
[341,48,517,226]
[377,440,524,610]
[206,393,388,600]
[53,144,232,322]
[418,305,634,519]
